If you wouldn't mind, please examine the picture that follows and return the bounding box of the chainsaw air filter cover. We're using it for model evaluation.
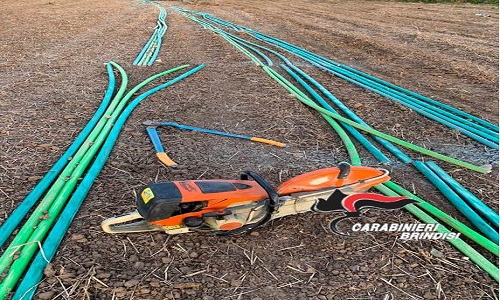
[136,182,183,222]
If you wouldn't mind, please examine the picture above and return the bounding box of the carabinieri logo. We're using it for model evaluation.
[312,189,416,235]
[351,223,461,240]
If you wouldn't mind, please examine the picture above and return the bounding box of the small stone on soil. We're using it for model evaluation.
[71,233,85,241]
[37,291,55,300]
[28,176,43,182]
[124,279,140,287]
[43,264,56,277]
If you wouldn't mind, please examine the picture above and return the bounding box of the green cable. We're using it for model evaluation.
[381,181,499,255]
[267,60,498,279]
[229,28,497,251]
[0,65,192,298]
[185,13,264,66]
[262,66,361,166]
[176,9,498,280]
[262,60,498,256]
[220,32,262,66]
[426,161,499,227]
[191,16,362,165]
[262,66,489,173]
[0,62,129,278]
[264,62,498,250]
[196,14,362,165]
[376,183,499,281]
[0,62,116,248]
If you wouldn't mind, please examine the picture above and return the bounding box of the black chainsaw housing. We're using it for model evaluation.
[136,182,183,222]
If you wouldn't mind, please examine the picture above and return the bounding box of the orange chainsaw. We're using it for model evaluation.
[101,163,412,235]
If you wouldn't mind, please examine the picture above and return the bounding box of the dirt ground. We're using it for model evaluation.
[0,0,499,299]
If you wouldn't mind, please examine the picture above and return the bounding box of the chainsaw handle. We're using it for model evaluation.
[243,171,279,207]
[215,171,277,236]
[337,162,351,179]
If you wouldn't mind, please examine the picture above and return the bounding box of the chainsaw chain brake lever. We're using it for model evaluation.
[242,171,279,208]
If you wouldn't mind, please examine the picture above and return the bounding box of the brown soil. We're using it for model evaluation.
[0,0,498,299]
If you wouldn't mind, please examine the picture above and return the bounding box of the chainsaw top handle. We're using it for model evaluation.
[242,171,279,207]
[216,171,278,236]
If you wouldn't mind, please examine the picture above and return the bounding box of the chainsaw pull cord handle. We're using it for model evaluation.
[215,171,277,236]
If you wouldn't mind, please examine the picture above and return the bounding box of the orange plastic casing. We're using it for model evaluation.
[150,166,390,227]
